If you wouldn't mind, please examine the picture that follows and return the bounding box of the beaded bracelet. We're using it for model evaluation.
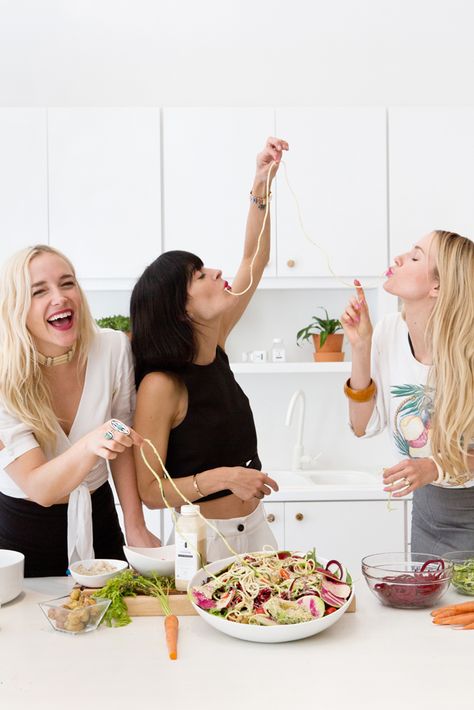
[250,190,272,210]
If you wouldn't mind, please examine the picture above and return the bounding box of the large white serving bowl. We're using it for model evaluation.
[69,559,128,588]
[0,549,24,604]
[189,554,354,644]
[123,545,175,577]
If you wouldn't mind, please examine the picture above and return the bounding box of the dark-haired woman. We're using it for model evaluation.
[131,137,288,561]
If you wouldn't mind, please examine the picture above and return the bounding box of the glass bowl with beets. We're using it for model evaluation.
[361,553,453,609]
[442,551,474,595]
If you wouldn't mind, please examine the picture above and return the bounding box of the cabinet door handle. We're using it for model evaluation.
[266,513,275,523]
[295,513,304,521]
[286,259,295,268]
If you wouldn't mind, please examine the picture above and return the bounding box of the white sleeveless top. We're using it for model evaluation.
[0,328,135,562]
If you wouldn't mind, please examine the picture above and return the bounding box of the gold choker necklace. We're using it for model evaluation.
[37,342,76,367]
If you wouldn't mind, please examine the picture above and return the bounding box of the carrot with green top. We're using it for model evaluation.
[155,585,179,660]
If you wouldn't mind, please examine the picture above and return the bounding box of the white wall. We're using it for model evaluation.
[2,0,473,474]
[1,0,474,106]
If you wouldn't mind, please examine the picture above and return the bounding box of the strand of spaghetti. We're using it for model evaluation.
[280,161,354,288]
[226,159,276,298]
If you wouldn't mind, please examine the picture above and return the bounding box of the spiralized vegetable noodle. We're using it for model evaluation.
[192,550,352,626]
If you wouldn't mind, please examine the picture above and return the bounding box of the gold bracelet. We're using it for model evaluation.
[250,190,272,210]
[192,474,205,498]
[343,378,376,403]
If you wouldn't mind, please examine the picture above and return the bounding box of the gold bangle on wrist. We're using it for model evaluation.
[192,473,205,498]
[343,378,376,403]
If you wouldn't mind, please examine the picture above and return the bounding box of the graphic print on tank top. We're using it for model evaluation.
[391,384,435,459]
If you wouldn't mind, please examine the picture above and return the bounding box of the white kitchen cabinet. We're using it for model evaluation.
[389,108,474,261]
[275,108,387,278]
[162,108,276,278]
[47,108,161,281]
[262,501,285,549]
[0,109,48,266]
[284,500,406,576]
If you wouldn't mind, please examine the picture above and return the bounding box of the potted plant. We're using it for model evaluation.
[96,315,131,338]
[296,307,344,362]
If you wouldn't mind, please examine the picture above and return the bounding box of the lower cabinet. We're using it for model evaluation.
[262,502,285,550]
[284,500,406,577]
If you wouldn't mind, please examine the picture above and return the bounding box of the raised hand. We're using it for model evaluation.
[340,279,373,350]
[255,137,289,185]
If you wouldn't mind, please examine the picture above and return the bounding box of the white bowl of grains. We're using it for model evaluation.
[69,558,128,588]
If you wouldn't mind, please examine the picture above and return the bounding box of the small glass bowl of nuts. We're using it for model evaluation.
[39,588,111,634]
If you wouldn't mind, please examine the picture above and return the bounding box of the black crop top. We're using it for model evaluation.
[165,347,261,502]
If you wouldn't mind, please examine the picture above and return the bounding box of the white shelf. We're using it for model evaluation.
[230,361,351,374]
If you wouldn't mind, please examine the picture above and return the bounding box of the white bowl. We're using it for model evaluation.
[189,554,354,644]
[0,549,24,604]
[123,545,175,577]
[69,559,128,588]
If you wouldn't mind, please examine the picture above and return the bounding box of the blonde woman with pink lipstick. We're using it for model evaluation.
[341,231,474,554]
[0,245,159,577]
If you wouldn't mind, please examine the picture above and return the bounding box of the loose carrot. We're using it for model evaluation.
[431,601,474,616]
[433,612,474,626]
[280,568,290,580]
[165,614,179,660]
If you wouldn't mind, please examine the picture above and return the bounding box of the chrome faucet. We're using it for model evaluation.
[285,389,321,470]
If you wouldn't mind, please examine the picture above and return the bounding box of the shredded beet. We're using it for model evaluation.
[373,558,448,608]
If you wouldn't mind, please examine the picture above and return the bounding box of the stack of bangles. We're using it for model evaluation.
[343,378,377,403]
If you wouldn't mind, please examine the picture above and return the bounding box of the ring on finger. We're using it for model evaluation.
[104,431,114,440]
[110,419,130,435]
[402,477,410,486]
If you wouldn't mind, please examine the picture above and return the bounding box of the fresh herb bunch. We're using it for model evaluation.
[296,307,342,348]
[96,315,131,333]
[93,569,174,627]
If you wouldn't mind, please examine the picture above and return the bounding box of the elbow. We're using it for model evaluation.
[28,491,56,507]
[138,482,164,510]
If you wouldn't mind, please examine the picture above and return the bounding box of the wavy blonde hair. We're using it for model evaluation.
[426,231,474,483]
[0,245,96,451]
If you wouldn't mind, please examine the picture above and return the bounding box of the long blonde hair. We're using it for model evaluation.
[0,245,96,451]
[427,231,474,483]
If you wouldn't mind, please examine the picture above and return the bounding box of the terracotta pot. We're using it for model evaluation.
[311,333,344,362]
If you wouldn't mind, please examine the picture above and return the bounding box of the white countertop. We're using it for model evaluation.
[269,470,413,502]
[0,576,469,710]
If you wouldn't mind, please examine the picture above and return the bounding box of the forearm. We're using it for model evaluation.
[348,344,376,437]
[241,175,272,267]
[139,466,232,510]
[12,442,99,506]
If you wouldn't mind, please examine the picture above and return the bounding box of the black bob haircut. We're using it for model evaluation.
[130,250,203,387]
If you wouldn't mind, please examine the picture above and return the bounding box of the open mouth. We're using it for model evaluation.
[224,281,232,291]
[47,309,74,331]
[385,267,394,277]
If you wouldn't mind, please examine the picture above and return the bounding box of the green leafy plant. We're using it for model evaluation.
[296,307,342,348]
[96,314,130,332]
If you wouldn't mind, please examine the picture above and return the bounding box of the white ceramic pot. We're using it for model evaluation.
[0,549,25,604]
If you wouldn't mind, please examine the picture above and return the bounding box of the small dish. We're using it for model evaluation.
[123,545,175,577]
[39,591,111,634]
[0,549,24,604]
[442,551,474,595]
[69,558,128,588]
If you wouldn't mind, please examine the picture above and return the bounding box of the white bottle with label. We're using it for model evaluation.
[174,504,207,591]
[271,338,286,362]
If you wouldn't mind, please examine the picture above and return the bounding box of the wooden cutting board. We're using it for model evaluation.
[83,588,356,616]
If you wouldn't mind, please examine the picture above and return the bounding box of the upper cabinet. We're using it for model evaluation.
[48,109,161,281]
[162,108,276,278]
[0,109,48,267]
[389,108,474,260]
[275,108,387,278]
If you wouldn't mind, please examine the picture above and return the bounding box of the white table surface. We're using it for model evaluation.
[0,575,470,710]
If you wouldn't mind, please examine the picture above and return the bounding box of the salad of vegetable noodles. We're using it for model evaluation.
[191,550,352,626]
